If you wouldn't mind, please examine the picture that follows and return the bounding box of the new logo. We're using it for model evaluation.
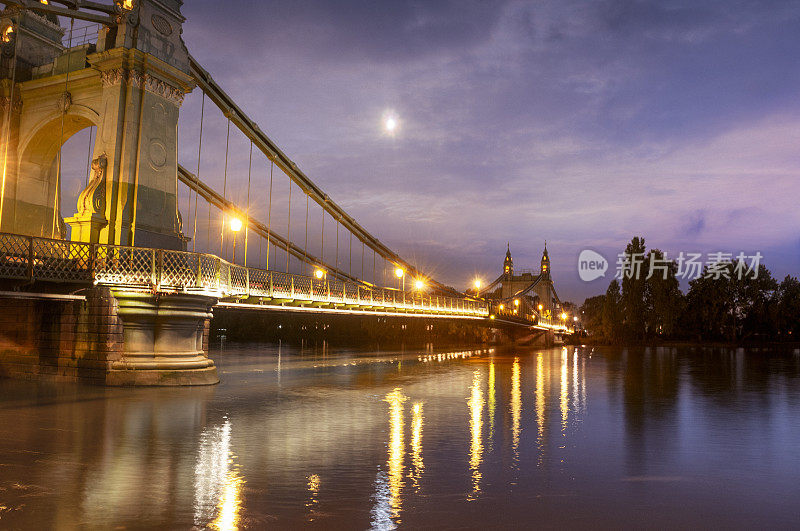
[578,249,608,282]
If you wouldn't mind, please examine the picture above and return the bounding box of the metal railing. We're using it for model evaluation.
[0,233,488,318]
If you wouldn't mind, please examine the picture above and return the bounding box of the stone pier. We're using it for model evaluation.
[0,288,218,385]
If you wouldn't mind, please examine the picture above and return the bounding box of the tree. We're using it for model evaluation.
[602,279,623,342]
[620,236,648,340]
[581,295,605,339]
[776,275,800,339]
[645,249,683,337]
[683,261,778,341]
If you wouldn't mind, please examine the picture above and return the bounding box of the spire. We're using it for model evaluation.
[504,243,513,275]
[541,240,550,274]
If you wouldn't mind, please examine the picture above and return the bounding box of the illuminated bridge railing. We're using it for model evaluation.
[0,233,487,318]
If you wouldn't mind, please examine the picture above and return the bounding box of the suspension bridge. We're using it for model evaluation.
[0,0,572,385]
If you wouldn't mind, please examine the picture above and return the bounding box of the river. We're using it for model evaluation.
[0,344,798,528]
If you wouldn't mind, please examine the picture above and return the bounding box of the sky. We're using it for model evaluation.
[150,0,800,303]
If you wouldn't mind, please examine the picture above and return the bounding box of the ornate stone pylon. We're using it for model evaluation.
[0,0,193,249]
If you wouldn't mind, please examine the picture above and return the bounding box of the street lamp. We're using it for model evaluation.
[394,267,405,291]
[514,299,519,307]
[314,268,326,280]
[473,279,482,290]
[414,279,425,290]
[561,312,568,320]
[230,217,242,263]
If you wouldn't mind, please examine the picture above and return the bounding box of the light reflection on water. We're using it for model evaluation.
[510,357,521,467]
[467,369,484,500]
[194,419,245,531]
[535,352,546,465]
[1,345,799,528]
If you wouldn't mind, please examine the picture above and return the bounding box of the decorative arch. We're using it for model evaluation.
[15,109,99,238]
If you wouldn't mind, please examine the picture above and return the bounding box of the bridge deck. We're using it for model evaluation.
[0,233,487,319]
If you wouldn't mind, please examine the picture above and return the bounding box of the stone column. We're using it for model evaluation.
[106,290,218,386]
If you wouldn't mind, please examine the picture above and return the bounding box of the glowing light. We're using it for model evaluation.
[561,349,568,430]
[118,0,135,10]
[394,267,404,279]
[306,474,321,520]
[209,469,244,531]
[467,370,484,499]
[314,268,325,280]
[473,279,482,289]
[511,357,521,465]
[514,299,519,306]
[384,388,407,521]
[561,312,568,320]
[229,217,242,232]
[410,402,424,490]
[488,362,495,447]
[538,304,543,311]
[499,304,504,311]
[535,353,545,463]
[2,26,13,43]
[573,316,578,322]
[414,279,425,290]
[40,0,49,4]
[385,117,397,131]
[489,314,495,320]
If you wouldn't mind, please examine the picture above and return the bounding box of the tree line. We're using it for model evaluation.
[581,236,800,343]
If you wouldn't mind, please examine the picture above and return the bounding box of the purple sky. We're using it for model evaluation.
[163,0,800,303]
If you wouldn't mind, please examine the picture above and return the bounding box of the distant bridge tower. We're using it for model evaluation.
[503,243,513,277]
[498,242,556,317]
[0,0,192,249]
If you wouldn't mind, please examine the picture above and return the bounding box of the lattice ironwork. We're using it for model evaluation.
[248,269,271,297]
[0,233,492,319]
[311,278,327,298]
[294,276,312,299]
[161,250,197,288]
[344,283,360,303]
[271,271,293,297]
[32,238,92,282]
[228,265,248,294]
[0,233,32,280]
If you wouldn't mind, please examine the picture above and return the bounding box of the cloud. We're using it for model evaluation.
[173,0,800,302]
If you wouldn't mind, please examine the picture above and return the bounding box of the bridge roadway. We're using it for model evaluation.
[0,232,486,318]
[0,232,572,333]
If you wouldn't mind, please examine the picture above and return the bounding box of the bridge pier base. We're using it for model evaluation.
[106,291,219,386]
[0,288,218,386]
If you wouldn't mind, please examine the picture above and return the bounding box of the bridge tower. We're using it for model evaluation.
[0,0,191,249]
[498,242,556,318]
[0,2,219,385]
[534,242,554,318]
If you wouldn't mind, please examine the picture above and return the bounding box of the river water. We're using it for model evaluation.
[1,344,799,529]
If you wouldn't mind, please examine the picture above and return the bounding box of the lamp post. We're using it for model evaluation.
[230,217,242,263]
[394,267,405,291]
[473,278,482,296]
